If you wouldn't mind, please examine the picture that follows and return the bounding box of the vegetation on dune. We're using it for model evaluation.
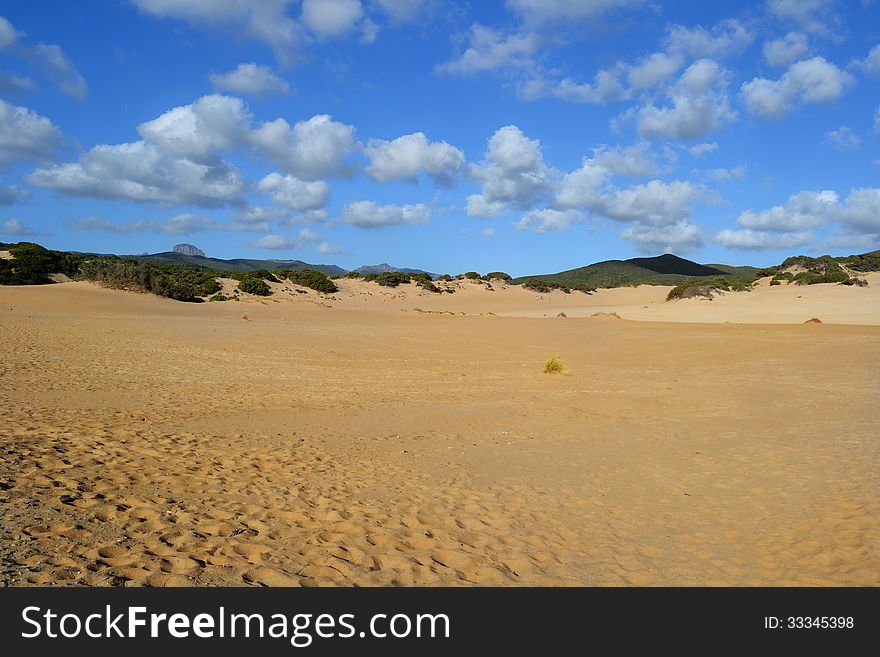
[838,249,880,273]
[438,274,453,281]
[666,277,753,301]
[346,271,363,278]
[543,357,565,374]
[359,270,441,292]
[236,276,271,296]
[0,242,85,285]
[78,257,220,302]
[463,271,481,280]
[520,278,596,294]
[484,271,512,281]
[274,268,338,293]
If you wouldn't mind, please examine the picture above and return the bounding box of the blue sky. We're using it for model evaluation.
[0,0,878,275]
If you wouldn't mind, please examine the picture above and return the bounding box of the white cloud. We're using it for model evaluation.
[637,59,736,139]
[342,200,430,228]
[0,217,34,235]
[0,72,38,96]
[133,0,306,65]
[364,132,464,184]
[137,94,253,164]
[699,165,748,180]
[736,190,838,232]
[688,142,719,157]
[0,182,31,205]
[591,143,674,177]
[763,32,808,67]
[665,19,753,59]
[0,16,87,99]
[837,188,880,233]
[875,106,880,137]
[856,44,880,75]
[209,63,290,97]
[377,0,434,23]
[436,25,539,75]
[482,227,495,237]
[28,141,245,207]
[69,213,217,235]
[824,126,860,151]
[716,228,814,250]
[252,114,358,181]
[554,159,610,209]
[766,0,839,35]
[515,208,584,233]
[585,179,707,226]
[741,57,853,119]
[257,172,329,211]
[300,0,372,41]
[317,242,345,254]
[621,220,704,253]
[32,43,87,100]
[0,16,20,50]
[250,228,322,250]
[0,99,64,168]
[466,125,554,216]
[506,0,646,25]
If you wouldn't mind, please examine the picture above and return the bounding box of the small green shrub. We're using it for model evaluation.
[438,274,453,281]
[238,276,271,295]
[280,269,338,293]
[463,271,481,280]
[543,357,565,374]
[208,293,234,301]
[484,271,512,281]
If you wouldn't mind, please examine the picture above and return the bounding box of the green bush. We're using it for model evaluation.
[463,271,481,280]
[769,279,781,286]
[438,274,453,281]
[209,293,234,301]
[543,357,565,374]
[521,279,570,294]
[373,271,410,287]
[484,271,512,281]
[346,271,363,278]
[238,276,271,295]
[277,268,338,293]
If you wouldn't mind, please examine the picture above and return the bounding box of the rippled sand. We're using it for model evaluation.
[1,281,878,586]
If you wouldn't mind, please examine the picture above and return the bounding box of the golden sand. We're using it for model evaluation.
[1,279,878,586]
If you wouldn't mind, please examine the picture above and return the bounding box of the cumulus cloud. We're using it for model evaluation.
[688,142,719,157]
[716,187,880,250]
[698,165,748,180]
[137,94,253,164]
[766,0,839,35]
[133,0,306,65]
[762,32,808,67]
[466,125,554,217]
[376,0,435,24]
[0,16,87,99]
[317,241,345,254]
[0,99,64,168]
[855,44,880,75]
[736,190,838,232]
[257,172,329,211]
[591,143,675,177]
[0,182,31,205]
[364,132,464,184]
[249,228,322,250]
[716,228,814,250]
[515,208,584,233]
[0,16,20,50]
[637,59,736,139]
[300,0,376,42]
[0,217,34,235]
[209,63,290,97]
[741,56,853,119]
[342,200,430,228]
[664,19,753,59]
[28,141,245,207]
[252,114,359,181]
[507,0,646,25]
[622,220,704,253]
[437,25,540,76]
[584,179,708,226]
[0,72,38,96]
[31,43,88,100]
[69,213,218,235]
[824,126,860,151]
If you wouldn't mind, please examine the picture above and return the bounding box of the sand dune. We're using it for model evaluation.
[1,281,878,586]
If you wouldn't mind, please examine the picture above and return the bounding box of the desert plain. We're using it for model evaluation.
[1,275,878,586]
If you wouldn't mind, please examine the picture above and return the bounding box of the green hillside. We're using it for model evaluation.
[128,251,346,276]
[513,254,734,288]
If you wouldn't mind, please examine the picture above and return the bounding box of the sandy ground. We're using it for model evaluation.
[0,280,878,586]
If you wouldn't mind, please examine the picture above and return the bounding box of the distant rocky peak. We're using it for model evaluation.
[173,243,205,257]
